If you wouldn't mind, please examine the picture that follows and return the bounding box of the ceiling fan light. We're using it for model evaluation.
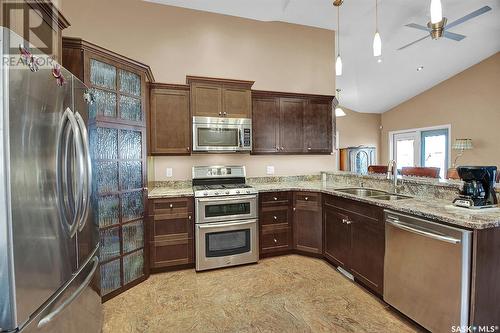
[373,31,382,57]
[335,55,343,76]
[430,0,443,24]
[335,107,346,117]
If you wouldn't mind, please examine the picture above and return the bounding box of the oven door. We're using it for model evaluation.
[195,219,258,271]
[192,117,251,152]
[196,195,257,224]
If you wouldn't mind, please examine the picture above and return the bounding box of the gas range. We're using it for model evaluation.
[192,166,259,271]
[192,165,257,198]
[193,184,257,197]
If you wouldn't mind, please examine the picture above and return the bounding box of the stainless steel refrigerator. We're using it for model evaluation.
[0,28,102,332]
[339,146,377,174]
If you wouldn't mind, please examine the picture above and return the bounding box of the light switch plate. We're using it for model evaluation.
[166,168,173,178]
[266,166,275,175]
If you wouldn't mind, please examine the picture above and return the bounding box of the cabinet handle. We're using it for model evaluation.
[307,147,312,151]
[273,238,278,244]
[293,207,296,211]
[188,215,192,220]
[273,215,277,220]
[219,112,222,116]
[273,197,278,201]
[169,204,173,208]
[305,197,309,201]
[187,147,190,151]
[223,112,227,116]
[342,218,352,225]
[281,147,285,151]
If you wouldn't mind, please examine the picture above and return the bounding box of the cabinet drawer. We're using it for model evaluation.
[260,208,289,226]
[323,195,382,222]
[294,192,321,209]
[261,225,291,253]
[150,236,193,268]
[260,191,290,205]
[152,216,193,240]
[150,197,192,217]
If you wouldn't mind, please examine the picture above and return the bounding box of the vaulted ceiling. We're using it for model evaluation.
[145,0,500,113]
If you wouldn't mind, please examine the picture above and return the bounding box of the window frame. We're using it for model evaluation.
[388,124,451,175]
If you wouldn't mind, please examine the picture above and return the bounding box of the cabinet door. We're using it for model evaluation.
[323,204,350,267]
[191,83,222,117]
[350,215,385,295]
[150,88,191,155]
[279,98,305,153]
[293,192,322,254]
[223,87,251,118]
[304,100,332,153]
[252,97,279,153]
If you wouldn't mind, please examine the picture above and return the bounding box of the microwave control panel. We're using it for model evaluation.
[243,128,251,147]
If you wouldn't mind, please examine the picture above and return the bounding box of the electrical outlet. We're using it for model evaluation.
[166,168,173,178]
[266,166,275,175]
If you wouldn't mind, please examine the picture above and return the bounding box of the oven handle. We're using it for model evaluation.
[197,219,257,229]
[197,195,258,202]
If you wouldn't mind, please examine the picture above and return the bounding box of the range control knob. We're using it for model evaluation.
[203,191,208,196]
[236,190,240,194]
[246,190,251,194]
[225,191,230,195]
[214,192,219,195]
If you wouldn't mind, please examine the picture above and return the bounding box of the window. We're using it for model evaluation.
[390,125,450,179]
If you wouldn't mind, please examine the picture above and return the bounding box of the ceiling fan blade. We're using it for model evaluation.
[405,23,430,32]
[446,6,492,30]
[397,35,430,51]
[443,31,466,41]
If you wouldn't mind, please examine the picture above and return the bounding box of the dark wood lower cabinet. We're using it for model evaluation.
[323,204,350,267]
[293,192,322,254]
[323,195,385,296]
[148,197,194,270]
[259,192,293,256]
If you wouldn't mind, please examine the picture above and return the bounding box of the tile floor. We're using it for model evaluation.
[103,255,422,332]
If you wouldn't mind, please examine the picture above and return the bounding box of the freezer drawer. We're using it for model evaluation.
[19,251,103,333]
[384,210,472,332]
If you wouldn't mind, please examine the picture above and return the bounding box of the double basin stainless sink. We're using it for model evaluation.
[334,188,411,201]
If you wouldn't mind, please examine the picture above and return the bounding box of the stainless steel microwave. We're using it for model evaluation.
[192,116,252,152]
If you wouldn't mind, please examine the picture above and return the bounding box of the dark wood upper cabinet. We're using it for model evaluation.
[190,82,222,117]
[187,76,254,119]
[252,90,335,155]
[280,98,305,153]
[223,86,252,118]
[305,99,333,153]
[252,97,280,153]
[293,192,322,254]
[149,83,191,155]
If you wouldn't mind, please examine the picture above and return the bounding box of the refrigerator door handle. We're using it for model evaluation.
[37,256,99,328]
[74,111,92,232]
[56,108,85,238]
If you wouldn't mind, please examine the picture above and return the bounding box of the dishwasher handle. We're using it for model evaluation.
[386,219,461,244]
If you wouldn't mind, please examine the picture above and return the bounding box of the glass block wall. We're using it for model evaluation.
[88,58,146,297]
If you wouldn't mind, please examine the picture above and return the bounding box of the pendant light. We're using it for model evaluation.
[430,0,443,24]
[334,1,343,76]
[373,0,382,57]
[335,89,346,117]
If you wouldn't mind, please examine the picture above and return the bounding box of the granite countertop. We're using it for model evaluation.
[148,180,500,230]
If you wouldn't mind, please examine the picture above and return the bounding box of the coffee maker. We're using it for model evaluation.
[453,166,498,209]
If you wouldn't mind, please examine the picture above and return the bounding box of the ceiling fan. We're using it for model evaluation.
[398,5,492,50]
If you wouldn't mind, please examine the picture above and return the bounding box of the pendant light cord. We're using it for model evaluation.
[337,5,340,56]
[375,0,378,33]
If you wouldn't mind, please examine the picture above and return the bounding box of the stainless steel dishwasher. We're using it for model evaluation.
[384,210,472,333]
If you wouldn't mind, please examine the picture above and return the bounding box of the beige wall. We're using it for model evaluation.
[336,108,381,162]
[381,52,500,167]
[61,0,336,181]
